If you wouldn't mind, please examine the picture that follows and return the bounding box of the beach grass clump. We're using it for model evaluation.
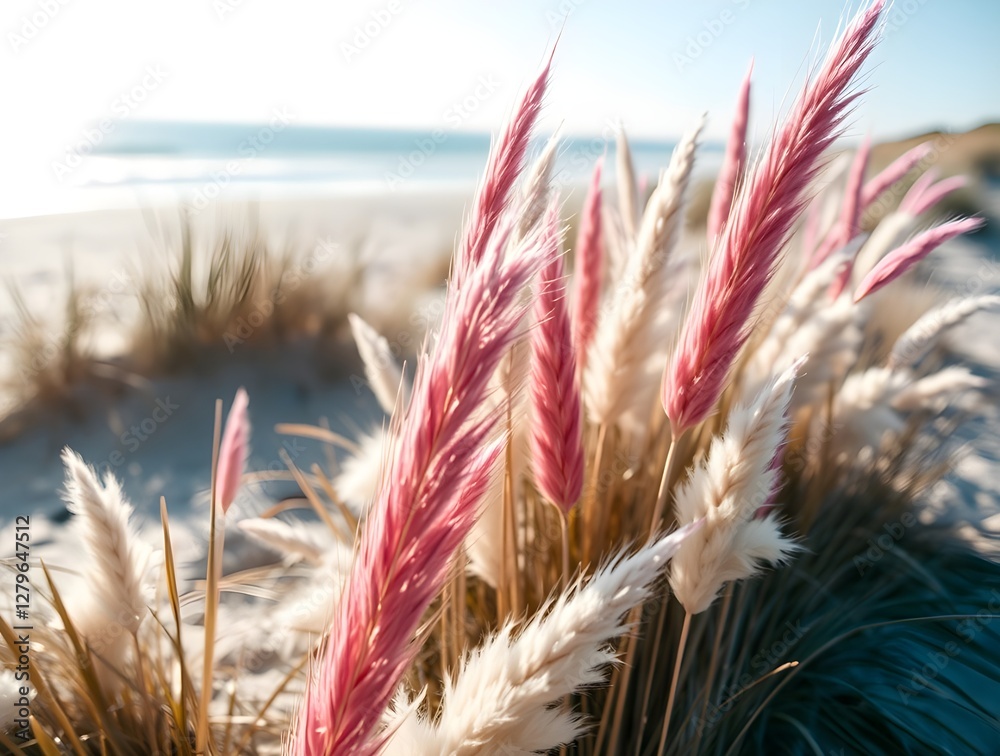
[129,219,362,372]
[0,272,102,437]
[0,215,429,441]
[5,1,1000,753]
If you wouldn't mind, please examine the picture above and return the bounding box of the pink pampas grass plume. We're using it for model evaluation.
[289,222,554,756]
[824,136,872,297]
[900,174,967,217]
[454,55,551,281]
[662,0,885,434]
[216,387,250,514]
[897,166,939,212]
[854,216,984,302]
[571,157,604,369]
[813,135,871,267]
[530,202,584,512]
[860,141,933,209]
[707,61,752,246]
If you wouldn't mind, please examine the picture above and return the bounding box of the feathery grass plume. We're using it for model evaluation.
[384,523,699,755]
[517,130,561,240]
[601,192,631,287]
[860,141,932,209]
[616,125,640,240]
[334,426,388,514]
[348,313,409,414]
[850,208,914,281]
[571,156,605,368]
[669,363,801,615]
[888,294,1000,369]
[217,386,250,514]
[837,135,871,247]
[900,174,967,217]
[741,246,859,402]
[787,296,863,414]
[854,216,984,302]
[289,219,555,756]
[61,448,152,637]
[529,202,584,512]
[585,118,703,429]
[453,55,551,281]
[852,168,969,287]
[663,0,885,434]
[896,166,939,214]
[813,135,871,274]
[831,365,987,454]
[707,61,752,246]
[237,516,330,566]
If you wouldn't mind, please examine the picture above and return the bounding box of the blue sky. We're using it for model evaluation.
[3,0,998,139]
[0,0,997,214]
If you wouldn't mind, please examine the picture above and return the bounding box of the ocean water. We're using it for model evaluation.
[64,120,721,207]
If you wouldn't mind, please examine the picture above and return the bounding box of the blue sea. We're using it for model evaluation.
[64,120,722,205]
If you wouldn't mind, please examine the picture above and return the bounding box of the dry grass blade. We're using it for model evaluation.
[28,718,61,756]
[274,423,360,453]
[160,496,192,749]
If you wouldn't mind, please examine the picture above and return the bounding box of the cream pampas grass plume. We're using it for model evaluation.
[616,125,640,240]
[289,221,555,753]
[349,313,409,414]
[888,294,1000,369]
[853,216,984,302]
[237,516,329,566]
[663,0,885,434]
[830,365,988,454]
[529,202,584,512]
[571,156,604,367]
[384,523,699,755]
[517,130,561,240]
[333,426,389,514]
[707,62,752,246]
[61,448,152,636]
[669,364,801,615]
[741,246,860,405]
[585,118,702,429]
